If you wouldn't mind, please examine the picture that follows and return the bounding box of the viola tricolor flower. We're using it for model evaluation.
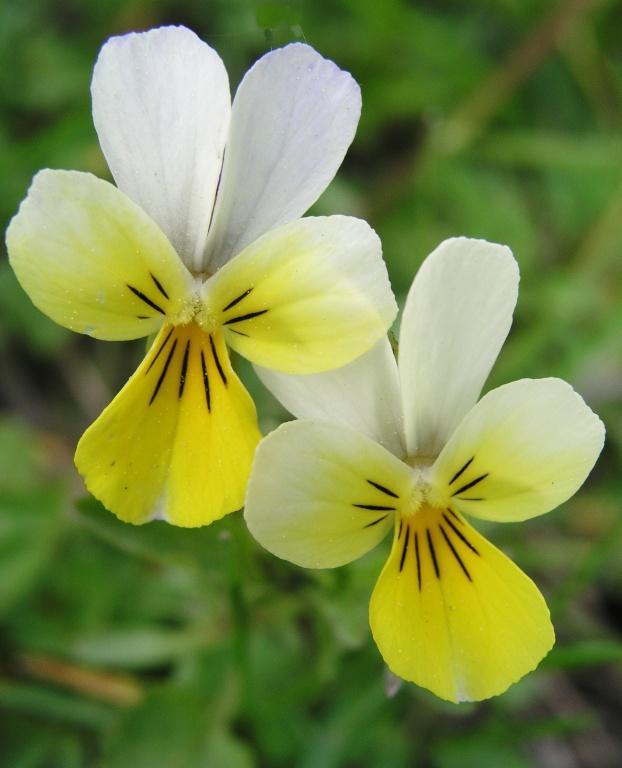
[6,26,396,527]
[245,237,605,702]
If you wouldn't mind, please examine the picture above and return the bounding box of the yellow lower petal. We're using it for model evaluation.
[75,323,261,526]
[369,505,554,702]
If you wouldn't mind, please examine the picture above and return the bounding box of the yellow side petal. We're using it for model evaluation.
[245,420,413,569]
[369,505,554,702]
[6,170,194,341]
[201,216,397,374]
[431,378,605,523]
[75,323,260,526]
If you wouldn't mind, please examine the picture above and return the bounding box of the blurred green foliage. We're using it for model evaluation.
[1,0,621,766]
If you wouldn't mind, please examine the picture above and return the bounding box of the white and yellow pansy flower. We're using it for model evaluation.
[6,26,397,527]
[245,237,605,703]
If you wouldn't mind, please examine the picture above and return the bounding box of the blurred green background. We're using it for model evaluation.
[1,0,621,766]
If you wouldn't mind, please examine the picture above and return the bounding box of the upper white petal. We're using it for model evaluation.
[91,25,230,271]
[204,43,361,269]
[399,237,519,457]
[255,337,406,457]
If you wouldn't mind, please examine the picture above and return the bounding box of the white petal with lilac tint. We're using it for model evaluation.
[369,506,554,702]
[399,238,519,457]
[201,216,397,374]
[245,421,414,568]
[204,43,361,269]
[432,378,605,523]
[92,25,230,271]
[6,170,194,341]
[255,338,406,457]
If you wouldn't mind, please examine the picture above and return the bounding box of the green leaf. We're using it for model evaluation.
[545,640,622,669]
[0,261,69,357]
[203,731,255,768]
[74,496,229,572]
[0,681,114,730]
[0,487,64,615]
[0,419,44,491]
[70,627,223,670]
[103,688,205,768]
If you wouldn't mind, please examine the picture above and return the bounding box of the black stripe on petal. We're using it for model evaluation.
[366,479,399,498]
[145,328,174,374]
[448,456,474,485]
[209,335,227,386]
[223,309,268,325]
[414,532,421,590]
[223,287,253,312]
[364,515,388,529]
[200,350,211,412]
[451,473,488,497]
[426,528,440,579]
[178,340,190,398]
[442,513,480,555]
[399,525,410,572]
[439,523,471,581]
[353,504,396,511]
[150,273,170,300]
[149,339,178,405]
[128,285,165,315]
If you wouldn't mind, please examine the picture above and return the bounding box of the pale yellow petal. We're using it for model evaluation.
[245,420,413,568]
[431,378,605,522]
[75,323,260,526]
[6,170,194,341]
[201,216,397,374]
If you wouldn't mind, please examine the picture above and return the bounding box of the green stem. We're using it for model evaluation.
[227,519,253,719]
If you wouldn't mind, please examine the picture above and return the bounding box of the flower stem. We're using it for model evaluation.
[227,518,253,718]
